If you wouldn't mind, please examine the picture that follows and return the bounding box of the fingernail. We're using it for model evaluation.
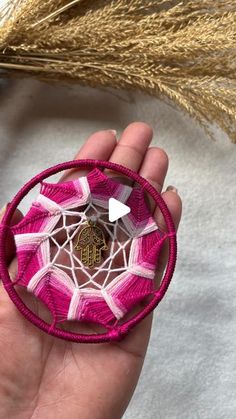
[0,204,7,219]
[109,130,117,136]
[166,185,178,193]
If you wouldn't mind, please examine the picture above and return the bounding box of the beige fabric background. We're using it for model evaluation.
[0,79,235,419]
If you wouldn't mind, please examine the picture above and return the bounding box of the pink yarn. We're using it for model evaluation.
[0,160,177,343]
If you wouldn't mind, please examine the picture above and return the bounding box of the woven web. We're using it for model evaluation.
[49,202,132,290]
[12,168,166,327]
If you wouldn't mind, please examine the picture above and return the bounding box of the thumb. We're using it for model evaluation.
[0,204,23,265]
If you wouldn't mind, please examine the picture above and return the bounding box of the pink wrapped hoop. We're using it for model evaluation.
[0,160,177,343]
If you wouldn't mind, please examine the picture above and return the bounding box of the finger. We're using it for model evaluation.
[54,130,117,244]
[154,188,182,287]
[155,188,182,232]
[60,129,117,182]
[106,122,153,185]
[139,147,169,213]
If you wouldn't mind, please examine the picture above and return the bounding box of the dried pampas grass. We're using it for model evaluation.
[0,0,236,142]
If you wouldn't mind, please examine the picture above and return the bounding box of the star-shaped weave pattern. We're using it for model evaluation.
[12,169,166,327]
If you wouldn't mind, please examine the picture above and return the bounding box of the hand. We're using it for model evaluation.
[0,122,182,419]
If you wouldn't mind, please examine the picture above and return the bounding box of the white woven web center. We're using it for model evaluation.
[48,201,132,290]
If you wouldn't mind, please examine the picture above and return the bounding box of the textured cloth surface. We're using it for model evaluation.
[0,79,235,419]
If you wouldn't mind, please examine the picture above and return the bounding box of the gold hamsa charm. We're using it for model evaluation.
[74,219,108,268]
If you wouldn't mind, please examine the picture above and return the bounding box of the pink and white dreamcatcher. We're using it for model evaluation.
[0,160,177,343]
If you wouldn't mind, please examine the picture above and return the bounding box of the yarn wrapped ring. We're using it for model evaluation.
[0,159,177,343]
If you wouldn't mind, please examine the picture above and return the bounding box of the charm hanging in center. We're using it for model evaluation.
[74,218,108,268]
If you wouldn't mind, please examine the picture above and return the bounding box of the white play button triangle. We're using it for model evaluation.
[108,198,131,222]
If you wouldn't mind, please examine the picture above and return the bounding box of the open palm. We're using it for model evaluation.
[0,122,182,419]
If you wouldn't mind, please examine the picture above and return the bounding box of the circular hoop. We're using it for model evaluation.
[0,159,177,343]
